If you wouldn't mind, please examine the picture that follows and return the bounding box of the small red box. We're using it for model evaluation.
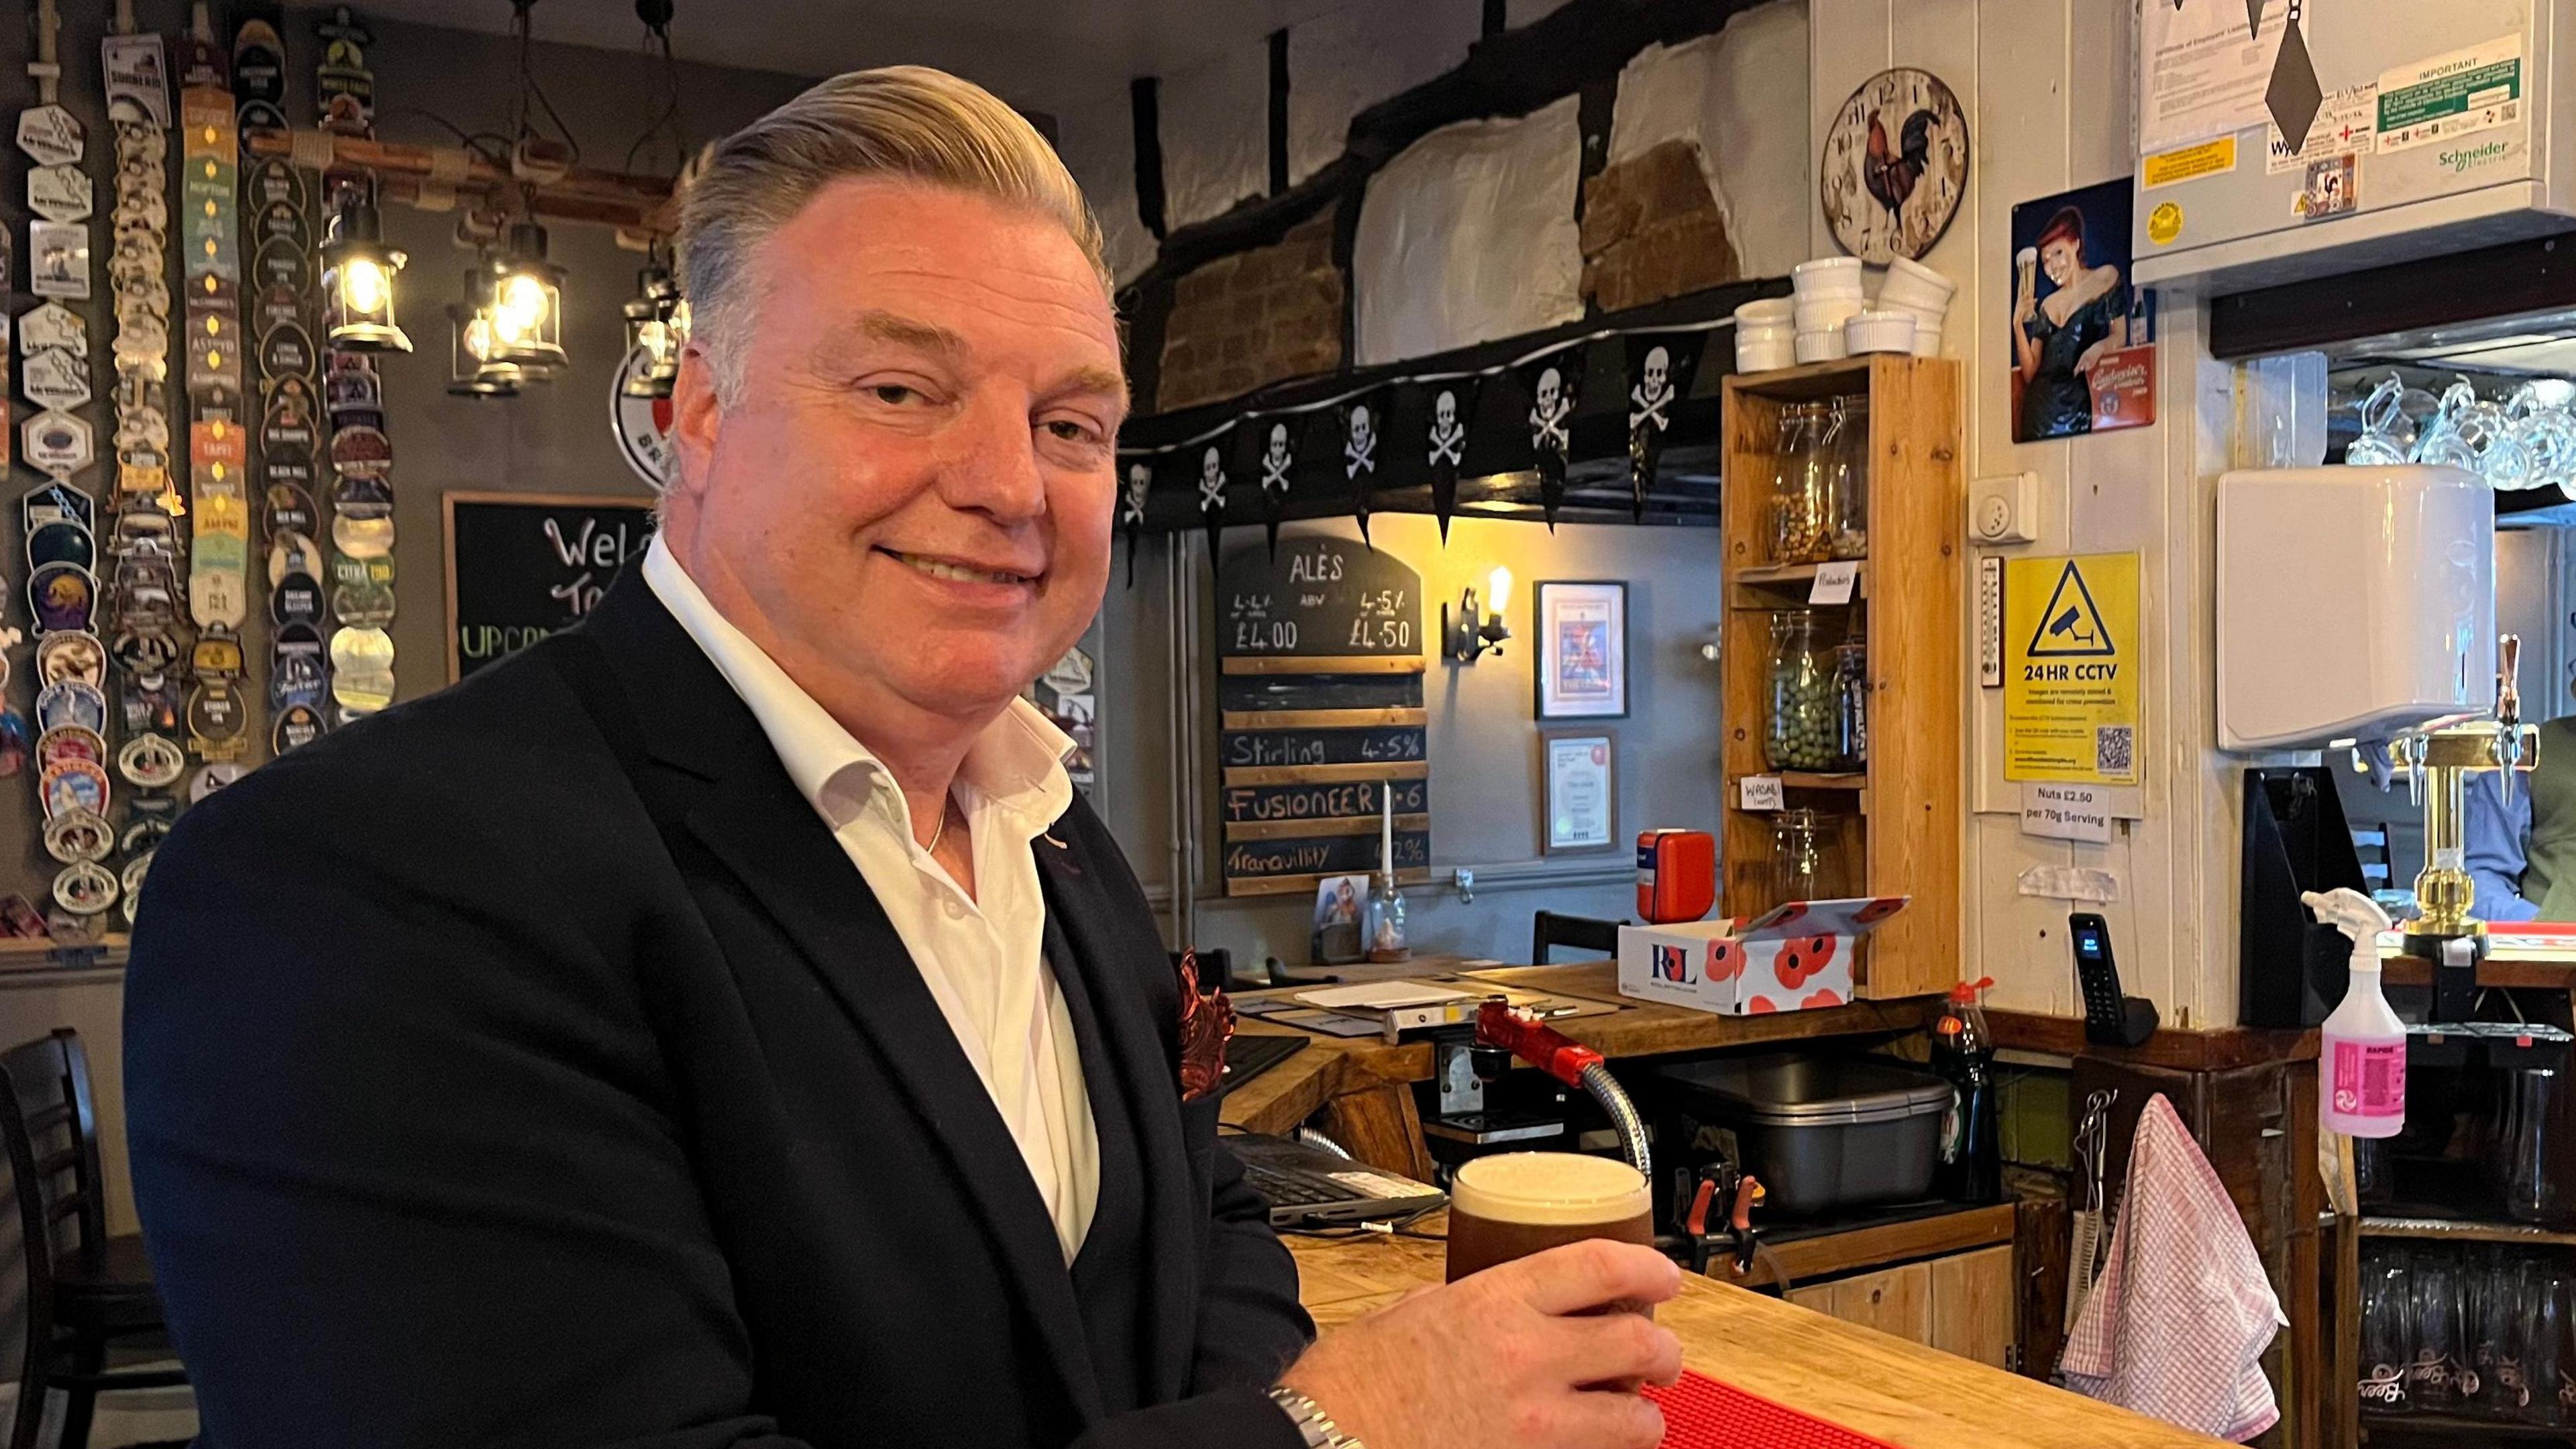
[1635,829,1715,924]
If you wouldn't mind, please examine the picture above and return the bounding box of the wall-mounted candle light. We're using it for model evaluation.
[1443,565,1514,663]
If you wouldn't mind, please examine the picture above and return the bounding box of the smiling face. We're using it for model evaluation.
[2040,234,2083,288]
[662,177,1126,731]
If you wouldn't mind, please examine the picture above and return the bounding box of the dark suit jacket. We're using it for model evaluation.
[123,576,1313,1448]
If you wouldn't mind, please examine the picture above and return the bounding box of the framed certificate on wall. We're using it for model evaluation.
[1542,730,1617,854]
[1534,580,1628,719]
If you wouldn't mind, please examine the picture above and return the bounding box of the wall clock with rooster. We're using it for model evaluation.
[1820,67,1968,264]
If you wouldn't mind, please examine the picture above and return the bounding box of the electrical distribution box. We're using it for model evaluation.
[2136,0,2576,292]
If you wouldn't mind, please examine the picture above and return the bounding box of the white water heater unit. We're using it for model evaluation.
[2218,466,2496,751]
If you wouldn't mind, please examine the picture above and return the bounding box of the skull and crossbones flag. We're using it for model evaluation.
[1417,376,1479,544]
[1235,415,1301,561]
[1623,331,1705,523]
[1155,425,1238,580]
[1515,346,1589,531]
[1339,387,1389,548]
[1117,455,1155,586]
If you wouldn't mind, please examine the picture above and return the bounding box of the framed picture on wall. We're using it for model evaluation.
[1534,580,1628,719]
[1541,730,1617,854]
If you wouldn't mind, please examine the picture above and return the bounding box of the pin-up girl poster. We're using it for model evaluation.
[2009,179,2139,441]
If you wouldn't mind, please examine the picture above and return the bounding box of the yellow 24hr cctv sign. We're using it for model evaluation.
[2004,553,2140,786]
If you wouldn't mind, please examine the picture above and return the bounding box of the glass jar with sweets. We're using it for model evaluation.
[1834,638,1868,770]
[1766,610,1841,771]
[1825,394,1868,559]
[1769,402,1833,564]
[1773,808,1828,905]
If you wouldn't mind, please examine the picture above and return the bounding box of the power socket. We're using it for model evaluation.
[1971,472,2040,545]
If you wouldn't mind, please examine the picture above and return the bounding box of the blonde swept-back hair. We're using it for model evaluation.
[675,65,1112,407]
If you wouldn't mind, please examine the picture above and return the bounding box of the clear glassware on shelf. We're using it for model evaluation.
[1825,393,1868,560]
[1772,808,1827,905]
[2345,375,2414,466]
[2511,382,2576,492]
[1766,610,1839,771]
[2359,1245,2413,1415]
[1834,639,1868,771]
[1769,402,1833,565]
[2411,381,2485,475]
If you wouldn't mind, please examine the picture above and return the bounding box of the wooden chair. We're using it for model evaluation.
[1532,910,1625,964]
[0,1030,184,1449]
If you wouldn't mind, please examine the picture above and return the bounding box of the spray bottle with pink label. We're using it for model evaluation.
[2304,888,2406,1138]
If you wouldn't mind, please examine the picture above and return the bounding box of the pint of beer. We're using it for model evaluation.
[1445,1152,1654,1283]
[2015,246,2039,302]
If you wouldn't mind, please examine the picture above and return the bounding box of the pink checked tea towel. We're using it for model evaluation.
[2059,1093,2286,1442]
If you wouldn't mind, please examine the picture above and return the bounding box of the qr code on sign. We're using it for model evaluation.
[2096,726,2134,777]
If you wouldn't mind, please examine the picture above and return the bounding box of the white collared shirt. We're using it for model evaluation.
[643,536,1100,1263]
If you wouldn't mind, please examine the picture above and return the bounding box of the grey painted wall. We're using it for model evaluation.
[1102,515,1730,971]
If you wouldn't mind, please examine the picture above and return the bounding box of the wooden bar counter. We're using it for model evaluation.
[1222,959,1938,1178]
[1287,1221,2226,1449]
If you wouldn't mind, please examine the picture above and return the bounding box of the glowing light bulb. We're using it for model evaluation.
[463,315,494,360]
[497,274,548,341]
[342,258,389,315]
[1486,566,1513,617]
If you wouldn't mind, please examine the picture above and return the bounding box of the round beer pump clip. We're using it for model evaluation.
[270,531,325,586]
[38,758,110,820]
[41,808,113,866]
[188,761,246,804]
[272,702,324,753]
[34,631,105,687]
[51,861,117,919]
[34,724,105,773]
[115,731,186,790]
[27,564,98,635]
[119,853,152,925]
[34,680,107,735]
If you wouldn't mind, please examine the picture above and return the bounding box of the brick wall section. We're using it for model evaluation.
[1154,211,1346,413]
[1578,138,1743,315]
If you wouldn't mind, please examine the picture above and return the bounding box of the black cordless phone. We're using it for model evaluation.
[2069,912,2160,1046]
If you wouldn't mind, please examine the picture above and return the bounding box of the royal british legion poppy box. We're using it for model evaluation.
[1615,897,1910,1016]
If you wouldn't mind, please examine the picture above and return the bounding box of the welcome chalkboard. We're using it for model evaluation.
[1214,538,1431,896]
[443,491,657,682]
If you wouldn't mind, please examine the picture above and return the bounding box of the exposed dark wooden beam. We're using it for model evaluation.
[1130,76,1167,241]
[1268,29,1291,197]
[2209,229,2576,362]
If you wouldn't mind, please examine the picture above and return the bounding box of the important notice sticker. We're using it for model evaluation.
[2377,34,2522,153]
[2141,137,2236,189]
[2004,553,2140,786]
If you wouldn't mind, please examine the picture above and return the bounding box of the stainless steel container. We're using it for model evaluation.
[1652,1052,1953,1216]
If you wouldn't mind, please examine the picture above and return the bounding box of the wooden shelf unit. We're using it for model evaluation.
[1720,356,1962,1000]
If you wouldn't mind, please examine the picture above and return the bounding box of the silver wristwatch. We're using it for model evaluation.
[1267,1386,1366,1448]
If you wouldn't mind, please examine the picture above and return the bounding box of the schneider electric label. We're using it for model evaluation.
[2377,34,2522,153]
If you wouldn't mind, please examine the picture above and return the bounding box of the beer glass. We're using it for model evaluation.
[1445,1152,1654,1285]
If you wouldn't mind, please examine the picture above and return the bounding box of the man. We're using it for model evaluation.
[2464,713,2576,921]
[125,67,1682,1448]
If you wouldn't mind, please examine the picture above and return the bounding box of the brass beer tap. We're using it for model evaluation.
[2400,636,2538,1020]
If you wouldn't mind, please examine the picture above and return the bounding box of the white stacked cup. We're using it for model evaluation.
[1735,297,1796,373]
[1876,256,1955,358]
[1792,257,1866,363]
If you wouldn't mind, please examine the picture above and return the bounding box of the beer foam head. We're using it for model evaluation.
[1450,1152,1650,1226]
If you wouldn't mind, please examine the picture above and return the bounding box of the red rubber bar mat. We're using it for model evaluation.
[1646,1371,1909,1449]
